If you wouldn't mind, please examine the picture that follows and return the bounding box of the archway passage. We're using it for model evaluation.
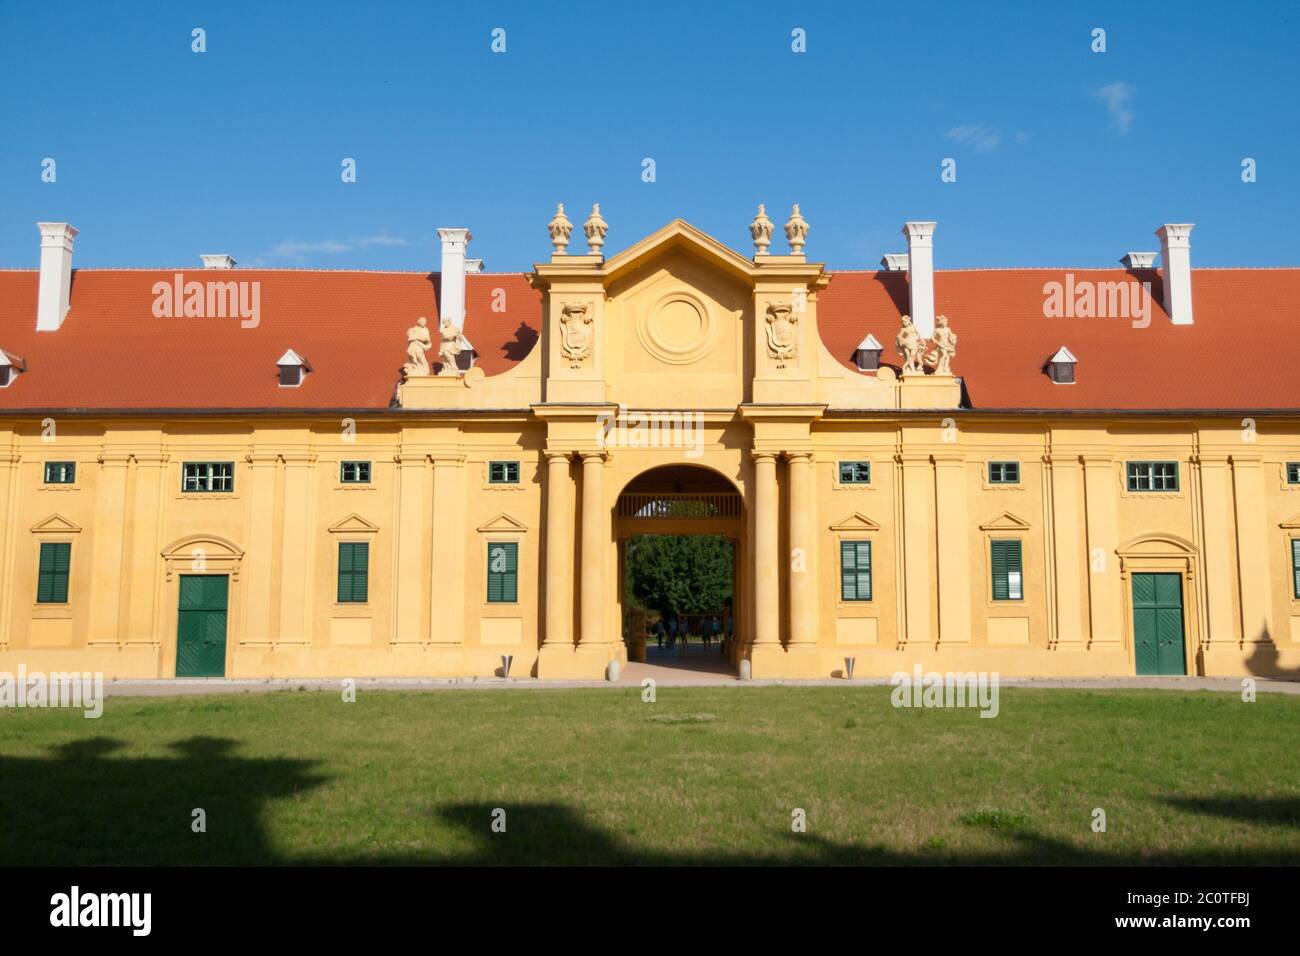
[614,465,745,676]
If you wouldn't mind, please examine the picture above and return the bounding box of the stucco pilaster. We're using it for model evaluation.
[276,453,316,647]
[241,452,279,646]
[543,451,574,647]
[88,451,132,647]
[1195,454,1237,644]
[786,451,817,648]
[392,452,429,646]
[933,453,971,644]
[578,450,608,646]
[1081,455,1122,645]
[1231,455,1274,644]
[430,454,465,645]
[898,453,933,646]
[751,451,780,645]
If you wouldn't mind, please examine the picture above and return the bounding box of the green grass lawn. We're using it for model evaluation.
[2,686,1297,865]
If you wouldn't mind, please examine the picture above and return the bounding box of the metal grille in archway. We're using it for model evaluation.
[616,492,742,520]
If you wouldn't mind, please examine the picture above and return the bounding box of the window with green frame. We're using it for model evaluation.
[182,461,235,492]
[340,461,371,484]
[838,461,871,484]
[839,540,872,601]
[487,542,518,602]
[489,461,520,484]
[37,542,71,603]
[43,461,76,484]
[1126,461,1179,492]
[988,461,1020,484]
[1292,539,1300,600]
[1287,462,1300,485]
[990,539,1024,600]
[337,542,369,603]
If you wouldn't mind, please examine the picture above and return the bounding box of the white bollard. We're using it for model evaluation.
[738,659,752,681]
[606,659,620,682]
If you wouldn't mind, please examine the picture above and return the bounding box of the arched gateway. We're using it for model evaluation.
[614,465,745,670]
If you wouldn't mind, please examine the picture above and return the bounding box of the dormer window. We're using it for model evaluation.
[276,349,311,387]
[853,334,883,371]
[1047,346,1077,384]
[0,350,25,387]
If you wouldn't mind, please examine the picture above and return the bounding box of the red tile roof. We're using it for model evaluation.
[1,265,1296,413]
[0,270,539,411]
[818,268,1300,411]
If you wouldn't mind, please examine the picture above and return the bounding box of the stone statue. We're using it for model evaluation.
[404,317,432,377]
[749,203,774,255]
[583,204,608,255]
[437,317,462,376]
[784,203,809,255]
[559,302,593,368]
[925,314,958,374]
[548,203,574,254]
[896,314,925,374]
[764,302,798,368]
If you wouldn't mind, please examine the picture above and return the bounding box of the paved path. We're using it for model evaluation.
[95,673,1300,696]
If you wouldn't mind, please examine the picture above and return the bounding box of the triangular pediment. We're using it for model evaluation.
[328,513,380,534]
[829,511,881,532]
[603,219,756,285]
[477,513,529,533]
[1280,513,1300,530]
[979,511,1032,531]
[31,513,82,534]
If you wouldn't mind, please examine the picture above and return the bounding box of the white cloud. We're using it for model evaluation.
[946,124,1001,153]
[1095,81,1135,134]
[262,233,409,263]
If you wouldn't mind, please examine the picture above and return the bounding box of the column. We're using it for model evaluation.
[392,452,428,645]
[933,454,971,644]
[579,451,607,646]
[277,454,315,646]
[543,451,574,646]
[1231,456,1274,644]
[242,453,279,645]
[429,455,465,645]
[752,451,780,645]
[88,452,132,647]
[126,453,168,646]
[899,455,933,645]
[786,451,817,647]
[1196,455,1237,644]
[1082,456,1122,645]
[1049,455,1086,646]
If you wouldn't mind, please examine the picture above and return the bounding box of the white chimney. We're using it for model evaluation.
[201,254,236,270]
[36,222,78,332]
[437,227,472,331]
[880,253,909,272]
[1156,223,1194,326]
[464,258,484,274]
[902,221,937,337]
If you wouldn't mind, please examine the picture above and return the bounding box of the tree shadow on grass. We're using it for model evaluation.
[3,741,1297,865]
[0,737,328,866]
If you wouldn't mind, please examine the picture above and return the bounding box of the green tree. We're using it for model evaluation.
[624,535,733,615]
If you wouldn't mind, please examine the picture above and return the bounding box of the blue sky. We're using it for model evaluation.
[2,1,1297,271]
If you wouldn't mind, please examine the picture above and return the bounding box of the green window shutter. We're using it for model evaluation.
[1293,539,1300,599]
[840,540,871,601]
[487,543,518,603]
[991,539,1023,600]
[37,542,71,603]
[338,542,369,603]
[856,541,872,601]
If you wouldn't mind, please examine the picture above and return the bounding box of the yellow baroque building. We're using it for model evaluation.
[1,211,1299,680]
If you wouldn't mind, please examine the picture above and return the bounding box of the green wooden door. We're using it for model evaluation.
[177,575,229,677]
[1132,573,1186,675]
